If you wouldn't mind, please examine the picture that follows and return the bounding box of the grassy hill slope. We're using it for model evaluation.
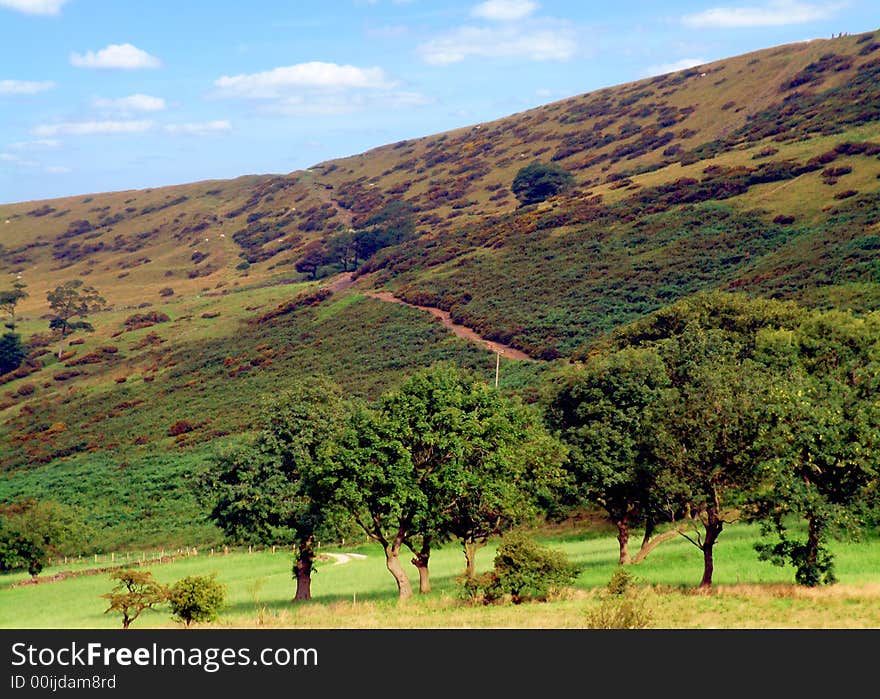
[1,30,879,548]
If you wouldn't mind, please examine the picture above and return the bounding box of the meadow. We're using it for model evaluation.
[2,523,879,629]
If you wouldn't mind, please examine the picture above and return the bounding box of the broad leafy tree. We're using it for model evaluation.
[201,377,351,601]
[0,499,89,577]
[102,569,168,629]
[0,281,27,332]
[512,162,575,206]
[747,314,880,585]
[379,364,565,588]
[323,364,565,599]
[547,347,677,565]
[654,334,772,588]
[322,402,417,599]
[294,241,329,280]
[46,280,105,357]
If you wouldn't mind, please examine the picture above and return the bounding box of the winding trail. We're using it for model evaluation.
[321,273,537,361]
[363,289,535,361]
[323,552,368,566]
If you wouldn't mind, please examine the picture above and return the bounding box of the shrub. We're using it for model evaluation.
[585,569,653,629]
[168,575,226,627]
[159,287,174,298]
[606,567,636,595]
[584,594,653,629]
[168,420,195,437]
[466,533,579,604]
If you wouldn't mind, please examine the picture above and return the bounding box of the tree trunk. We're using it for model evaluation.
[385,538,412,601]
[805,514,820,576]
[293,536,315,602]
[410,540,431,594]
[463,539,486,579]
[699,505,723,589]
[616,520,631,565]
[632,529,679,564]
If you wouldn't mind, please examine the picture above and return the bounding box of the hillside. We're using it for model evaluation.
[1,30,879,548]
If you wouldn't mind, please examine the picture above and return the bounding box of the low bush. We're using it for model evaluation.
[168,574,226,627]
[584,569,653,629]
[463,533,579,604]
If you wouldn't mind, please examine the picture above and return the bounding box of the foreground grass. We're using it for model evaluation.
[2,524,879,629]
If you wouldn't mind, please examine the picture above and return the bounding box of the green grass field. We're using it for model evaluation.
[3,524,878,629]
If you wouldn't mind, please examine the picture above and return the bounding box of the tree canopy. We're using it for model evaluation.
[46,279,105,357]
[552,291,880,588]
[512,162,575,206]
[201,376,351,601]
[0,499,89,577]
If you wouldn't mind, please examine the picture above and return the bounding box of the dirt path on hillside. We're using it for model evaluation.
[364,290,535,361]
[303,171,354,227]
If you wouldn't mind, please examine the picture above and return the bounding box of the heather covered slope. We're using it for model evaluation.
[1,30,879,547]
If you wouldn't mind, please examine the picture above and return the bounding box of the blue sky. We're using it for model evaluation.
[1,0,876,203]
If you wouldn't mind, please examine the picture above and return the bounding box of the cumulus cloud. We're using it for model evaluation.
[472,0,538,22]
[0,79,55,95]
[214,62,396,99]
[643,57,707,77]
[264,91,431,116]
[33,120,156,137]
[70,44,161,70]
[0,0,68,15]
[164,120,232,136]
[212,61,427,116]
[682,1,839,28]
[419,24,576,64]
[93,94,167,112]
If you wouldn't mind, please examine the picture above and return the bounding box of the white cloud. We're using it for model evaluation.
[8,138,61,149]
[264,91,431,116]
[44,165,71,174]
[643,57,707,77]
[93,94,167,112]
[472,0,538,22]
[70,43,161,70]
[164,120,232,136]
[0,152,39,167]
[213,61,428,117]
[214,62,396,99]
[0,0,68,15]
[33,120,156,137]
[682,1,839,28]
[419,24,576,64]
[0,79,55,95]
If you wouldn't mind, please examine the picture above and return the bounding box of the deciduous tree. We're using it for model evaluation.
[201,377,351,601]
[547,347,678,565]
[0,499,88,577]
[102,569,168,630]
[46,280,105,358]
[512,162,575,206]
